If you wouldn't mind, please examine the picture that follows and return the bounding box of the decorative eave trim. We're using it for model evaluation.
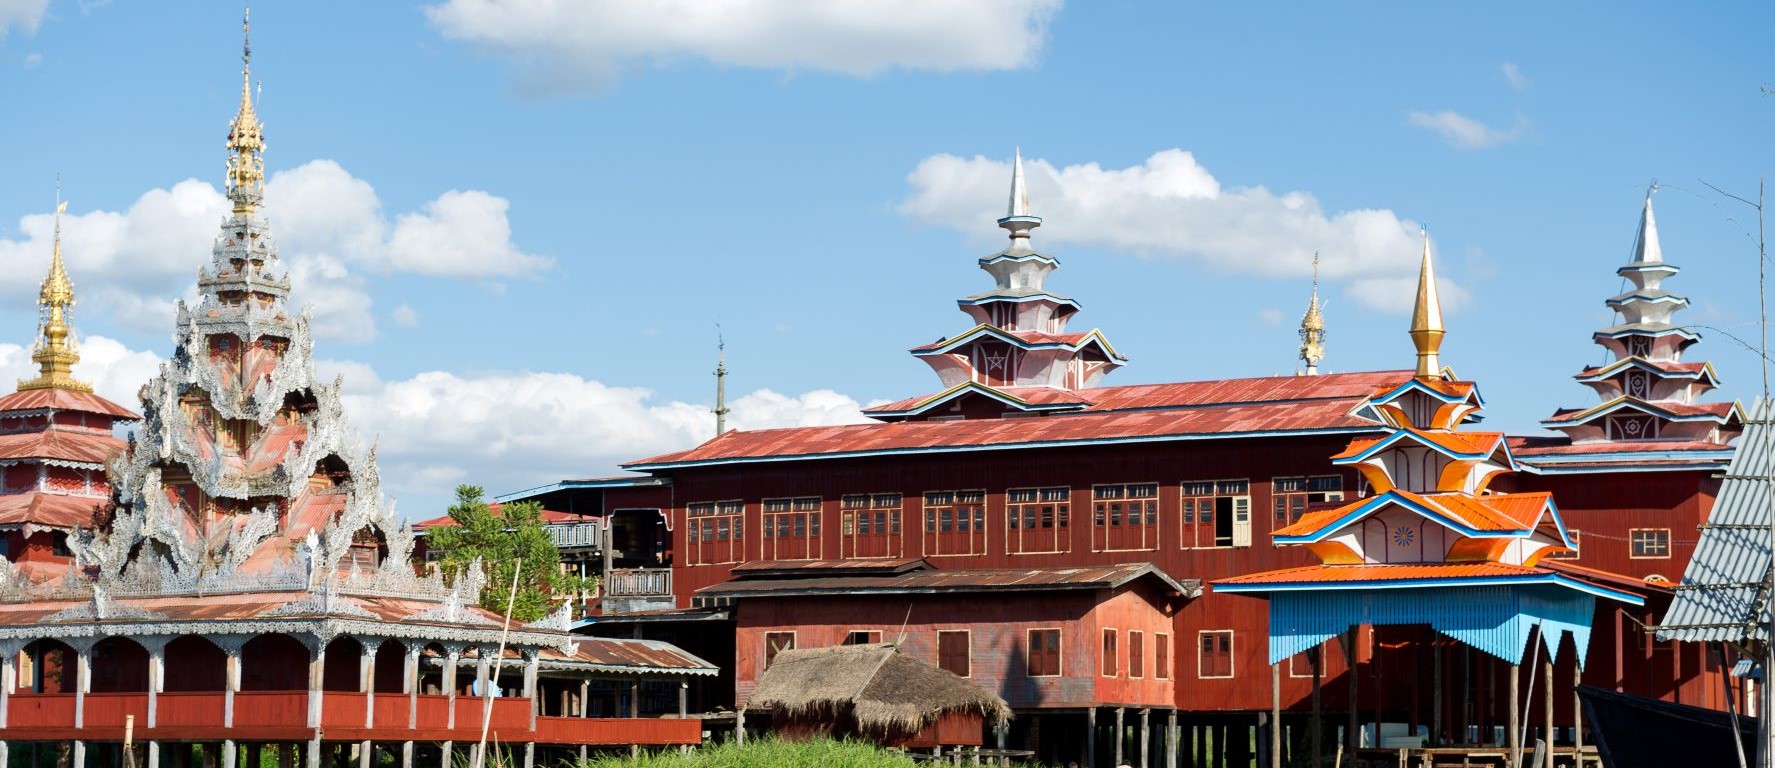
[1539,396,1744,428]
[624,424,1387,471]
[978,251,1059,267]
[1573,357,1720,386]
[0,615,577,652]
[1593,326,1700,343]
[862,382,1086,418]
[1213,571,1645,605]
[910,324,1125,361]
[1272,490,1542,544]
[956,293,1081,310]
[1332,428,1509,466]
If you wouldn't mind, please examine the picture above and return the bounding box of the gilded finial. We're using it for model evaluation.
[20,181,92,393]
[1409,228,1446,379]
[225,4,266,215]
[1299,251,1325,375]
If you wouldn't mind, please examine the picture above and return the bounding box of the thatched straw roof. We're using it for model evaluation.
[746,643,1012,737]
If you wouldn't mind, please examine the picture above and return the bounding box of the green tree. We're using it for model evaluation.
[428,484,594,622]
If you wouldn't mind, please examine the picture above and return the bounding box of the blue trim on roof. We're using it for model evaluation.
[1332,429,1497,466]
[624,424,1386,471]
[1214,572,1644,605]
[496,476,670,503]
[1270,490,1537,544]
[956,293,1081,309]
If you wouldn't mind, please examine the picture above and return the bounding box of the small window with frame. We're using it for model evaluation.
[1101,629,1119,677]
[1630,528,1670,559]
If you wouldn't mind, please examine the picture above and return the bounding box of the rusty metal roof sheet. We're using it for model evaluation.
[699,562,1200,600]
[0,388,140,420]
[631,371,1409,470]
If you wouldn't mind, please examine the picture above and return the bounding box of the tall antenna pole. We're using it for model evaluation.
[713,326,730,438]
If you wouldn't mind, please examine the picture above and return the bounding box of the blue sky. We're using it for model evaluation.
[0,1,1770,515]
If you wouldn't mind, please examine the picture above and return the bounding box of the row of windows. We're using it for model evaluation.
[685,476,1347,564]
[760,627,1208,682]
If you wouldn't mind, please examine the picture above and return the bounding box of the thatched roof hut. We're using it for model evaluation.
[745,643,1012,745]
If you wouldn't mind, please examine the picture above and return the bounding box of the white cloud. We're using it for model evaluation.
[392,304,419,328]
[0,160,544,342]
[1408,110,1528,150]
[1345,276,1471,315]
[384,190,550,278]
[900,150,1438,312]
[22,51,40,67]
[334,365,874,504]
[0,0,48,42]
[1258,308,1284,326]
[425,0,1061,94]
[0,335,161,410]
[1501,62,1529,91]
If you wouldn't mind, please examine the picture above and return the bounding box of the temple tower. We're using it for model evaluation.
[1540,188,1741,445]
[79,11,415,588]
[0,193,139,578]
[910,150,1126,390]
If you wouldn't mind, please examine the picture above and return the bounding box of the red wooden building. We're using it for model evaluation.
[508,168,1742,766]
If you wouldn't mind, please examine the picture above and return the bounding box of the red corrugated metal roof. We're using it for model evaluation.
[0,389,139,420]
[698,562,1199,599]
[633,371,1409,468]
[1214,562,1546,587]
[0,430,125,464]
[1330,429,1505,460]
[0,492,106,529]
[1508,437,1731,456]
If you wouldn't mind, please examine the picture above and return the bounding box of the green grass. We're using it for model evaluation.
[577,737,925,768]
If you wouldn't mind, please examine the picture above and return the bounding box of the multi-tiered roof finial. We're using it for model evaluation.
[225,5,265,215]
[1410,228,1446,378]
[1524,183,1742,457]
[1299,251,1325,375]
[20,182,91,394]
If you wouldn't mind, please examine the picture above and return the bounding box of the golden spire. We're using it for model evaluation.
[20,183,92,393]
[1299,251,1325,375]
[225,5,265,215]
[1409,228,1446,379]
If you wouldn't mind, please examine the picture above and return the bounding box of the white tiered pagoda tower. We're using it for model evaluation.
[869,152,1125,421]
[1519,189,1741,471]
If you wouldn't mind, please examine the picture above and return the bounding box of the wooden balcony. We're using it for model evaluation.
[2,692,698,746]
[605,567,672,598]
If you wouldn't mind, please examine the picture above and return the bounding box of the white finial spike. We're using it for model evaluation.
[1633,181,1663,264]
[1008,147,1030,219]
[998,148,1042,243]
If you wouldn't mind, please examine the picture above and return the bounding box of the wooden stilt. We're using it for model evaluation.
[1433,634,1443,746]
[1311,644,1324,768]
[1166,709,1178,768]
[1344,627,1359,753]
[1113,707,1124,768]
[1508,660,1520,768]
[1271,662,1282,768]
[1543,649,1555,768]
[1086,707,1097,768]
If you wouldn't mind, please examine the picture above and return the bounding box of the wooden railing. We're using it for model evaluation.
[1,692,698,746]
[549,521,603,549]
[533,716,701,746]
[605,568,672,597]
